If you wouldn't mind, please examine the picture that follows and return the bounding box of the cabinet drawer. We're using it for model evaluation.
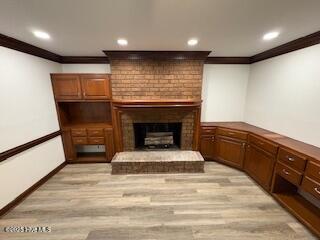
[301,176,320,200]
[88,137,105,145]
[249,135,278,155]
[87,128,104,137]
[217,128,247,140]
[275,162,302,186]
[72,137,88,145]
[71,128,87,137]
[305,161,320,182]
[278,148,307,172]
[201,127,216,135]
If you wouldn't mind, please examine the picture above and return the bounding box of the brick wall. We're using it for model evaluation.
[110,59,204,100]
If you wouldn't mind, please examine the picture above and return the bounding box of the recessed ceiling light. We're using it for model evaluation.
[33,30,50,40]
[263,31,279,41]
[117,38,128,46]
[188,38,198,46]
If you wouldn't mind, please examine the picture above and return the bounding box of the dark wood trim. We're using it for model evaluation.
[0,33,62,62]
[205,57,251,64]
[0,162,66,217]
[104,51,211,60]
[1,31,320,64]
[251,31,320,63]
[0,131,61,162]
[112,99,202,108]
[60,56,109,64]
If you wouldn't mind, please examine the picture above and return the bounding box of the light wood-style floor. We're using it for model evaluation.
[0,162,316,240]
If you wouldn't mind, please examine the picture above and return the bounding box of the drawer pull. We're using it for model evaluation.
[315,188,320,195]
[282,169,290,175]
[211,136,215,141]
[228,132,235,135]
[286,156,295,162]
[258,141,264,145]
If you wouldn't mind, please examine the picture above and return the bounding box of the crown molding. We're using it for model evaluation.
[205,57,251,64]
[0,33,62,62]
[103,51,211,60]
[250,31,320,63]
[1,31,320,64]
[60,56,109,64]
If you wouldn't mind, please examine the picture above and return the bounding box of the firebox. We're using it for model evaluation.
[133,122,182,150]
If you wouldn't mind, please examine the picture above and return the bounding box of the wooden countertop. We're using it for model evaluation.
[201,122,320,161]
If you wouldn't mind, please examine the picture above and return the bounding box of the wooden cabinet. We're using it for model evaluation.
[68,126,114,163]
[61,130,75,161]
[301,176,320,200]
[199,123,320,237]
[51,74,82,100]
[199,135,216,160]
[81,75,111,99]
[244,135,278,190]
[245,145,276,190]
[199,127,216,160]
[51,73,114,163]
[216,136,246,169]
[51,74,111,100]
[278,147,307,172]
[105,128,115,162]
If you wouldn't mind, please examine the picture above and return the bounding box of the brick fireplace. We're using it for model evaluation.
[121,108,195,151]
[104,51,210,152]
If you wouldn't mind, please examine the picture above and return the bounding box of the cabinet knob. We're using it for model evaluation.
[282,169,290,175]
[286,156,295,162]
[242,142,246,148]
[211,136,215,141]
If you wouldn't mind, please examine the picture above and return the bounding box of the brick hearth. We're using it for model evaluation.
[111,151,204,174]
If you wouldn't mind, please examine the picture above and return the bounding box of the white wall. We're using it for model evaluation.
[0,47,65,209]
[0,47,61,151]
[62,64,110,73]
[201,64,250,122]
[245,44,320,147]
[0,137,65,208]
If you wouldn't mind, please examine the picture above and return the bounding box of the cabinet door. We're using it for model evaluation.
[51,74,82,100]
[199,135,216,160]
[216,136,245,169]
[244,144,275,190]
[81,75,111,99]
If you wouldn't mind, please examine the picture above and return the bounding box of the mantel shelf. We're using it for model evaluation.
[112,99,202,108]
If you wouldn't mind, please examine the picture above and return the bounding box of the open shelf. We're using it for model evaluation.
[271,173,320,237]
[75,145,107,162]
[57,101,112,127]
[76,152,106,162]
[273,192,320,236]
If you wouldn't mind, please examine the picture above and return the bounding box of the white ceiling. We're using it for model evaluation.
[0,0,319,57]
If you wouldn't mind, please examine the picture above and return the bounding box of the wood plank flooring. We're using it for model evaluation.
[0,162,316,240]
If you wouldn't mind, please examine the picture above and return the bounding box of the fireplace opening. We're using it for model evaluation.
[133,122,182,150]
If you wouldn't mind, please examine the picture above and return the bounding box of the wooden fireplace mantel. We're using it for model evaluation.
[112,99,202,108]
